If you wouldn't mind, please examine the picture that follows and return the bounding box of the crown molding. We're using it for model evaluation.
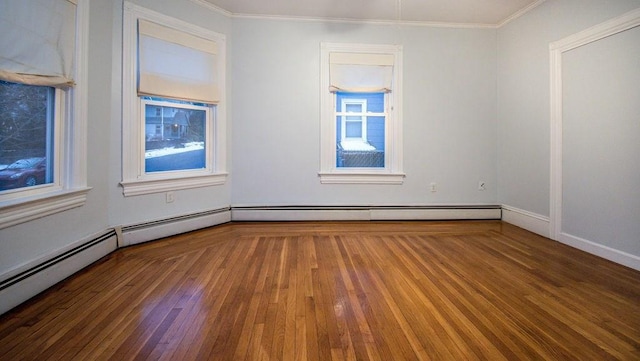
[189,0,547,29]
[497,0,547,28]
[188,0,232,17]
[232,12,498,29]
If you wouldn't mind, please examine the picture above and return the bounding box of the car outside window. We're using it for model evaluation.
[0,81,55,193]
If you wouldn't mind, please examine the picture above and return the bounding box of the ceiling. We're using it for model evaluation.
[202,0,542,26]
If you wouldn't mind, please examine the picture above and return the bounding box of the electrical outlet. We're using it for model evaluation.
[478,181,486,191]
[166,191,175,203]
[430,182,437,192]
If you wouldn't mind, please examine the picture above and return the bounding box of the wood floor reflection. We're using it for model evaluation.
[1,221,639,360]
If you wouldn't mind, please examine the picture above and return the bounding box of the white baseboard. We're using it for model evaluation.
[0,208,231,316]
[559,232,640,272]
[501,205,639,271]
[370,207,501,220]
[231,206,501,222]
[501,205,550,238]
[0,231,118,316]
[232,208,370,221]
[121,208,231,246]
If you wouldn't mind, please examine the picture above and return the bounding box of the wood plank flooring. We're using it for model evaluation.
[0,221,639,360]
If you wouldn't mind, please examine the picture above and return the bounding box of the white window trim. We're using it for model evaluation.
[121,3,227,197]
[0,0,90,229]
[319,42,404,184]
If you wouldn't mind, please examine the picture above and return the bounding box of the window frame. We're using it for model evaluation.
[319,42,404,184]
[0,0,90,229]
[121,3,227,196]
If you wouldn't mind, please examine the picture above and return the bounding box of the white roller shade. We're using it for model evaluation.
[329,52,394,93]
[0,0,77,88]
[138,19,219,104]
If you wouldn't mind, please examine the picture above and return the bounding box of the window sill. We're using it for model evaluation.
[121,173,228,196]
[0,187,92,229]
[318,172,405,184]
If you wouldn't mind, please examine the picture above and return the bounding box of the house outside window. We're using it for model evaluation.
[142,98,208,173]
[121,3,227,196]
[319,43,404,184]
[336,93,386,168]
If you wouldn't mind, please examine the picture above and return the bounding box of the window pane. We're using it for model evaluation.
[144,101,207,173]
[345,121,362,138]
[367,116,385,151]
[0,81,54,192]
[345,103,361,113]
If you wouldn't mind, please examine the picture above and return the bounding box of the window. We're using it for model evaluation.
[337,93,386,168]
[0,0,89,229]
[142,98,208,173]
[0,81,55,192]
[319,43,404,184]
[121,3,227,196]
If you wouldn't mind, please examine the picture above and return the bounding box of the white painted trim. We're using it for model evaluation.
[0,231,117,316]
[497,0,547,28]
[319,42,403,184]
[232,209,371,222]
[549,46,563,240]
[190,0,545,29]
[231,206,501,222]
[549,8,640,241]
[501,205,550,238]
[188,0,232,17]
[318,172,405,185]
[558,232,640,272]
[371,208,500,220]
[70,0,89,189]
[121,173,228,197]
[232,12,498,29]
[0,188,91,229]
[121,2,228,196]
[549,8,640,52]
[120,209,231,246]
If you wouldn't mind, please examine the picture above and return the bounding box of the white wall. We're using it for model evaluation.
[108,0,233,228]
[497,0,640,218]
[0,0,114,280]
[562,25,640,257]
[231,19,498,206]
[497,0,640,262]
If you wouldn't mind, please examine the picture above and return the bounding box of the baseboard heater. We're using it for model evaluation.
[119,207,232,247]
[231,205,502,222]
[0,230,116,294]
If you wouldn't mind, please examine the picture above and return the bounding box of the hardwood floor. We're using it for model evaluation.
[0,221,638,360]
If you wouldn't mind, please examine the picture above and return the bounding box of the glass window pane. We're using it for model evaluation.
[366,93,385,113]
[0,81,54,192]
[345,103,362,113]
[337,147,385,168]
[345,121,362,138]
[144,102,207,173]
